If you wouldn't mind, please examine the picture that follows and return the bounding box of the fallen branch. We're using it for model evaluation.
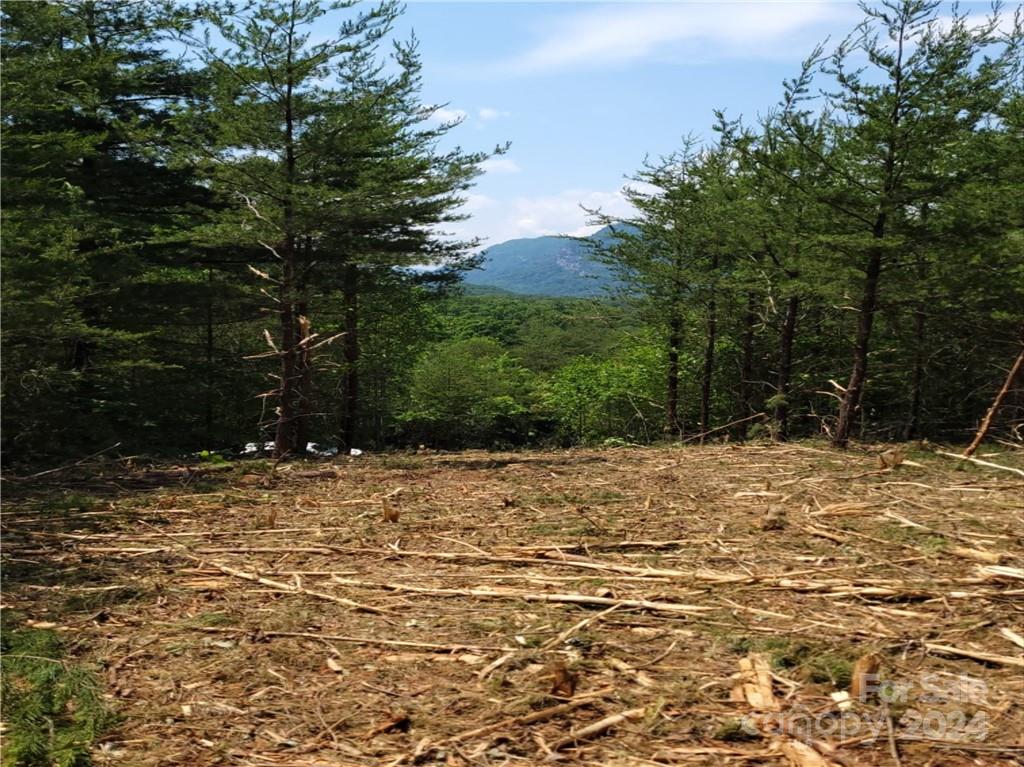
[328,546,746,583]
[936,451,1024,478]
[542,603,622,649]
[330,578,712,615]
[678,412,767,445]
[964,347,1024,457]
[186,626,497,652]
[443,687,612,746]
[550,706,646,750]
[136,519,387,615]
[924,643,1024,668]
[205,561,388,615]
[6,442,122,482]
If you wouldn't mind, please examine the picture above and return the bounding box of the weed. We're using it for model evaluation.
[63,586,144,614]
[198,450,228,465]
[192,611,236,627]
[732,637,854,689]
[807,653,854,688]
[878,524,949,552]
[39,493,101,514]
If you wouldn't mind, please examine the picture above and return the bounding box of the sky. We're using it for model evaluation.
[310,1,978,248]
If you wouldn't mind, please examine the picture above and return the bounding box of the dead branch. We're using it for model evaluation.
[190,626,507,652]
[936,450,1024,478]
[330,578,712,615]
[204,560,388,615]
[924,642,1024,668]
[964,347,1024,457]
[550,706,646,750]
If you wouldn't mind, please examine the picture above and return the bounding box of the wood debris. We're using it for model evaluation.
[732,653,780,711]
[5,444,1022,766]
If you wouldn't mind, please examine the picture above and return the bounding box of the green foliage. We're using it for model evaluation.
[0,0,233,462]
[0,616,116,767]
[1,0,1021,462]
[543,338,663,444]
[398,338,537,447]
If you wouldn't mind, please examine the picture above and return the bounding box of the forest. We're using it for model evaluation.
[3,0,1020,466]
[2,2,1024,767]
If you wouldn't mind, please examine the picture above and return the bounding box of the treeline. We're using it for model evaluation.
[3,1,1022,464]
[2,0,502,463]
[592,0,1024,447]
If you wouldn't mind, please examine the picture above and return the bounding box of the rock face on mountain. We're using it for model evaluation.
[464,226,625,297]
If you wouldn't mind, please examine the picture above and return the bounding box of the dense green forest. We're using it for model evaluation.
[2,0,1022,465]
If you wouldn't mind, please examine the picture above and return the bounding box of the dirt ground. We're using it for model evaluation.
[4,442,1024,766]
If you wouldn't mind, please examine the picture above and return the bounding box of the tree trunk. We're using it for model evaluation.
[774,295,799,441]
[275,264,299,457]
[700,296,717,441]
[738,292,757,439]
[665,310,682,438]
[904,207,930,441]
[294,238,314,453]
[833,234,884,448]
[294,306,312,454]
[904,307,926,440]
[338,263,360,452]
[834,17,903,448]
[273,52,299,459]
[205,267,214,446]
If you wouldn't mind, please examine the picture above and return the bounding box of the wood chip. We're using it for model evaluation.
[778,739,841,767]
[734,653,779,711]
[951,546,1005,564]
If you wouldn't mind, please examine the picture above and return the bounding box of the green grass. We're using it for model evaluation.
[38,493,102,514]
[0,614,116,767]
[62,586,144,614]
[729,636,855,688]
[191,611,236,627]
[877,523,949,552]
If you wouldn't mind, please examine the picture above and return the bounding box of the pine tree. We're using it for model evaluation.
[182,1,498,455]
[1,0,209,461]
[784,0,1020,446]
[180,0,405,456]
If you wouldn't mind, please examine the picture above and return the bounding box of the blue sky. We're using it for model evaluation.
[314,2,985,246]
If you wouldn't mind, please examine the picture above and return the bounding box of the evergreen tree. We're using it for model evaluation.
[1,0,209,461]
[781,0,1020,446]
[181,0,498,456]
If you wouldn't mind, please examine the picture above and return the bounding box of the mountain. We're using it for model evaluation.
[464,225,626,297]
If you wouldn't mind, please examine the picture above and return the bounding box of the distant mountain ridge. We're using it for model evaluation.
[464,226,626,297]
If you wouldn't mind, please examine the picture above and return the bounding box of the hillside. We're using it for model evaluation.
[464,225,625,297]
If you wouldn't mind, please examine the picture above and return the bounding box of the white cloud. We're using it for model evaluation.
[448,187,639,247]
[428,106,467,124]
[478,106,510,121]
[501,2,858,75]
[460,193,499,214]
[479,157,521,174]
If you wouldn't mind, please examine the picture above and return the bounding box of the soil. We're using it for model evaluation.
[4,442,1023,766]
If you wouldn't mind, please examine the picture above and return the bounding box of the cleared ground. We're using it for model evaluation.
[4,443,1023,766]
